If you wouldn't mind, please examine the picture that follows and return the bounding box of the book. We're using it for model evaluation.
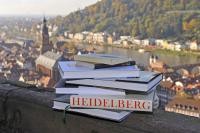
[70,87,157,112]
[53,54,162,122]
[55,86,126,95]
[53,95,131,122]
[75,60,136,69]
[74,54,132,65]
[58,61,139,79]
[66,71,162,92]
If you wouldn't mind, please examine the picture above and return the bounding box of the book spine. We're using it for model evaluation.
[74,56,106,64]
[75,61,95,69]
[76,61,136,69]
[63,70,139,79]
[95,61,136,69]
[74,55,132,65]
[70,95,153,112]
[55,87,126,95]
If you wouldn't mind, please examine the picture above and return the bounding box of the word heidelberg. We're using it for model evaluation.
[70,95,153,112]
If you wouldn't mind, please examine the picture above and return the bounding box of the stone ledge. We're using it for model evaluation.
[0,81,200,133]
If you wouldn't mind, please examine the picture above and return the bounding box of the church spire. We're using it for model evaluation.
[43,16,47,24]
[41,16,52,54]
[42,16,48,35]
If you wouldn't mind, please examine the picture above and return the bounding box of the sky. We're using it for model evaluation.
[0,0,98,16]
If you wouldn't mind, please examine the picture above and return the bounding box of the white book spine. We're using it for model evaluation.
[55,87,126,95]
[53,102,130,121]
[66,79,148,91]
[63,70,139,79]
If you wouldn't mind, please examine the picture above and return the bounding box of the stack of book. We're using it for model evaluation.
[53,54,162,122]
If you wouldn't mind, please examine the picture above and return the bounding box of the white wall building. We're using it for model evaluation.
[74,33,85,41]
[93,33,106,43]
[186,41,198,50]
[120,36,131,40]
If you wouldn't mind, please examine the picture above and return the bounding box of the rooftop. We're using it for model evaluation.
[43,51,62,61]
[35,51,62,69]
[166,95,200,113]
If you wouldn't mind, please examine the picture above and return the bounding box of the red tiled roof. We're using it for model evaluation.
[166,96,200,112]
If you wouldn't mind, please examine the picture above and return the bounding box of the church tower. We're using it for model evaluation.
[41,17,52,54]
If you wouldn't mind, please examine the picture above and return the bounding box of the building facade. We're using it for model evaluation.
[35,51,62,82]
[165,95,200,118]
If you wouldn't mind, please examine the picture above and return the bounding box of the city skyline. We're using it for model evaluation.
[0,0,98,16]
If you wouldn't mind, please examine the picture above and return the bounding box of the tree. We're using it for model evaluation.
[54,0,200,40]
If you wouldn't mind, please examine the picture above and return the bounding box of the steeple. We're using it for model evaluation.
[41,16,51,54]
[42,16,48,35]
[43,16,47,24]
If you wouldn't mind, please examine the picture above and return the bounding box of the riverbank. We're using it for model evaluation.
[99,43,200,58]
[103,43,200,58]
[74,41,200,66]
[84,41,199,57]
[152,49,200,58]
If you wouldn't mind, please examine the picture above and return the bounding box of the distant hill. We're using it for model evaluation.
[53,0,200,40]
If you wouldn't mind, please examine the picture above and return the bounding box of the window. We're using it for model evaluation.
[194,107,198,111]
[185,105,188,109]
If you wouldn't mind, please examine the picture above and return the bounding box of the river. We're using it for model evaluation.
[75,44,200,67]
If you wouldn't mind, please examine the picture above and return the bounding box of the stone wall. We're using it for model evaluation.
[0,81,200,133]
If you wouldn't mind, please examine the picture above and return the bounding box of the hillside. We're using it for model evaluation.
[53,0,200,40]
